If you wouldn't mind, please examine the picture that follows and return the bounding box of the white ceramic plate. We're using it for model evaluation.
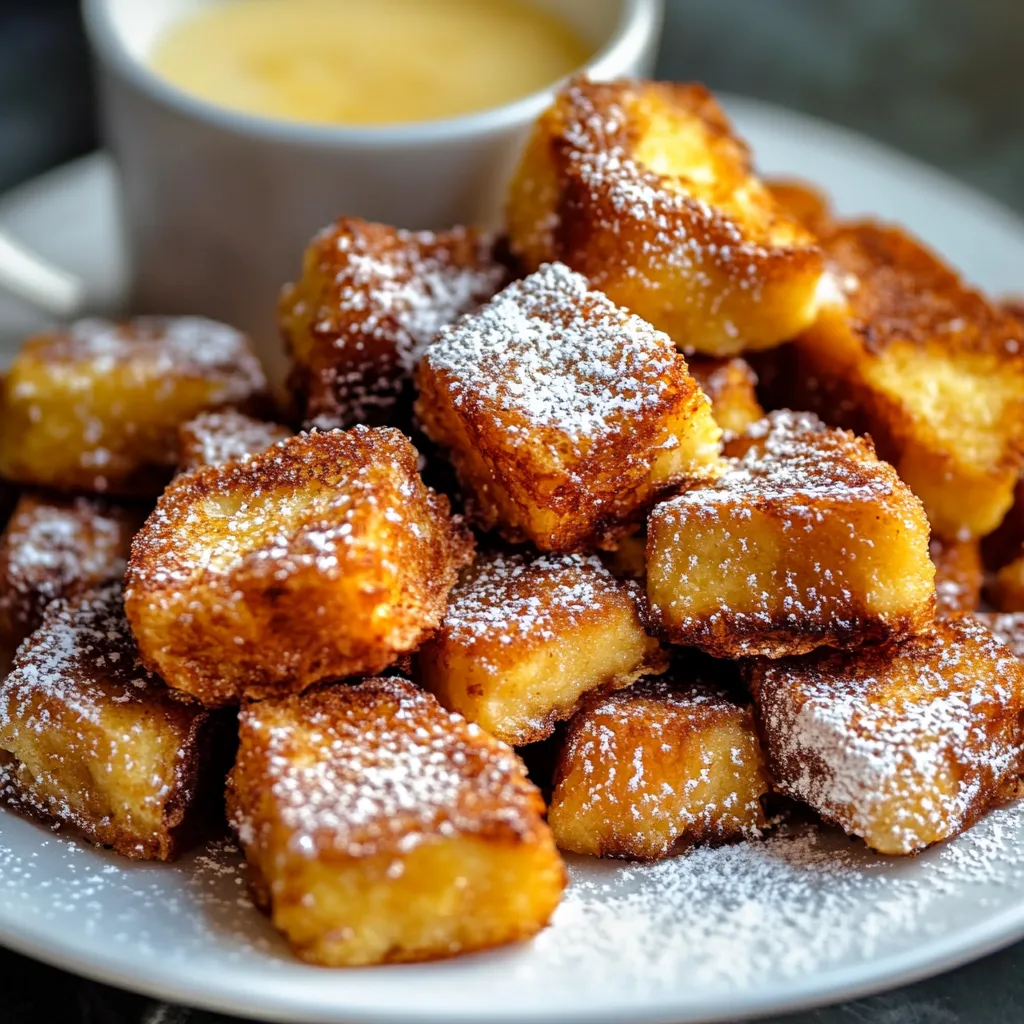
[1,98,1024,1024]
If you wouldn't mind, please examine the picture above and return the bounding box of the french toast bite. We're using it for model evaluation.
[226,677,565,966]
[930,535,982,615]
[688,357,764,435]
[749,616,1024,855]
[280,220,508,430]
[646,411,935,658]
[177,409,291,472]
[0,583,224,860]
[0,317,268,496]
[783,222,1024,539]
[548,665,770,860]
[506,77,825,354]
[415,262,722,551]
[0,492,143,670]
[417,551,666,745]
[125,427,472,707]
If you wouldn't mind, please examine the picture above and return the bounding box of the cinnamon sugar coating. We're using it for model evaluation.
[779,221,1024,539]
[0,583,224,860]
[280,219,508,430]
[749,616,1024,855]
[417,551,666,745]
[415,262,723,551]
[549,664,770,860]
[646,411,935,658]
[507,77,825,355]
[226,677,565,966]
[125,427,472,706]
[0,317,268,496]
[177,409,291,472]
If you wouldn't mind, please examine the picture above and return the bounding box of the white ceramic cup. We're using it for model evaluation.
[0,0,663,382]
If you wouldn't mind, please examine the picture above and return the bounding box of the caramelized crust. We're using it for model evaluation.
[226,677,565,966]
[0,584,223,860]
[646,411,936,658]
[766,178,834,238]
[749,616,1024,855]
[177,409,291,472]
[280,220,508,430]
[930,535,982,615]
[506,77,825,355]
[0,317,268,496]
[417,552,666,745]
[125,428,473,706]
[415,262,723,551]
[0,493,143,670]
[549,666,770,860]
[688,357,764,435]
[785,221,1024,539]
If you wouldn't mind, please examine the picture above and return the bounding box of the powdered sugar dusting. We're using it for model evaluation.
[0,495,138,647]
[1,806,1023,1009]
[441,551,639,658]
[39,317,265,401]
[975,611,1024,660]
[177,410,291,472]
[229,678,540,860]
[424,262,685,442]
[752,616,1024,854]
[282,222,506,428]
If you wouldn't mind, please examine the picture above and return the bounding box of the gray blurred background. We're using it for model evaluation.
[0,1,1022,1022]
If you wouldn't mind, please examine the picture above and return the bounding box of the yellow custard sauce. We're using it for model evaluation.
[149,0,592,127]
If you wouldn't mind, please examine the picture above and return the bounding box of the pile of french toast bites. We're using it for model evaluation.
[1,76,1024,968]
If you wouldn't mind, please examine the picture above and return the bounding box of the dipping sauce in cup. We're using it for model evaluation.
[149,0,593,127]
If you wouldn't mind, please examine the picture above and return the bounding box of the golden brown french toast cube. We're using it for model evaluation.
[974,611,1024,660]
[749,616,1024,855]
[125,427,472,707]
[0,492,143,670]
[0,317,268,497]
[646,411,935,658]
[226,677,565,966]
[548,666,770,860]
[766,177,834,238]
[786,222,1024,539]
[688,357,764,435]
[417,552,666,745]
[280,219,508,430]
[930,535,982,615]
[415,262,722,551]
[177,408,291,472]
[0,583,223,860]
[506,77,825,355]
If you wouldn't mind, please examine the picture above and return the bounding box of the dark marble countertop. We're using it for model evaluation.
[1,0,1023,1021]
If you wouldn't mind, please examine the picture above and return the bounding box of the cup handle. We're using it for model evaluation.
[0,229,86,318]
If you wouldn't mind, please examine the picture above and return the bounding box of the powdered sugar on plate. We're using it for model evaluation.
[0,803,1022,1018]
